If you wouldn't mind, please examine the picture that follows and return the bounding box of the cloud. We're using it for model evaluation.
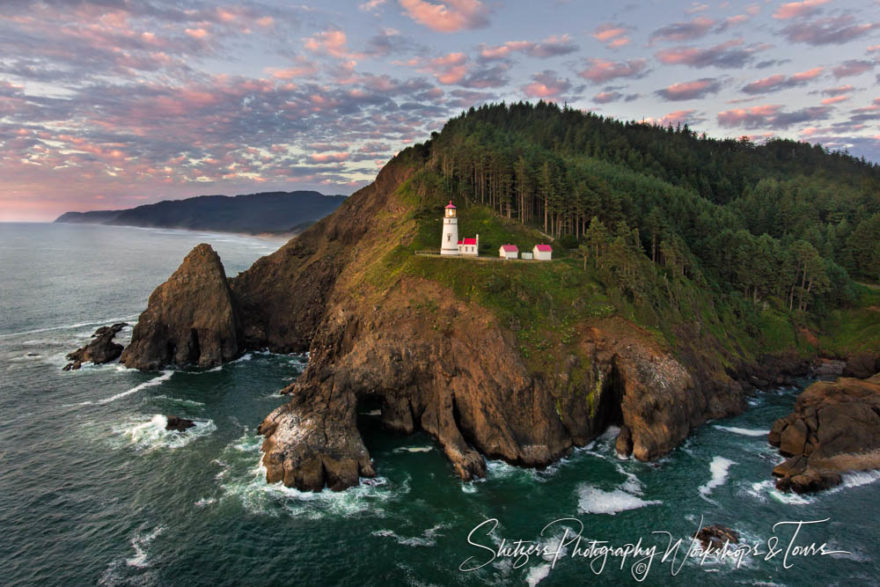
[655,40,764,68]
[832,59,876,78]
[359,0,388,11]
[821,84,854,96]
[656,78,722,101]
[742,67,823,94]
[781,15,880,46]
[650,16,715,43]
[643,109,705,127]
[717,104,832,129]
[309,152,350,163]
[772,0,830,20]
[821,95,850,105]
[304,30,362,60]
[479,35,578,60]
[592,24,631,49]
[398,0,489,32]
[578,58,648,83]
[522,70,571,99]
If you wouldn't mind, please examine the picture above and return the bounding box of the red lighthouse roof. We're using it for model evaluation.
[445,200,456,209]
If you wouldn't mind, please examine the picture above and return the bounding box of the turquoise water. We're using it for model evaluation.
[0,223,877,586]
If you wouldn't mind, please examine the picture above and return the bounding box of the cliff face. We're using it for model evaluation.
[122,155,745,491]
[121,244,239,370]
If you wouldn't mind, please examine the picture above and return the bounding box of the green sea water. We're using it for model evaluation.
[0,223,877,586]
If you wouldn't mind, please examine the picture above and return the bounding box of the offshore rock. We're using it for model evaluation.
[63,323,127,370]
[770,373,880,493]
[165,415,195,432]
[121,244,239,370]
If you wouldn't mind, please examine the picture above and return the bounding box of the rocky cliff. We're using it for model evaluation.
[122,154,747,491]
[770,373,880,492]
[121,244,239,370]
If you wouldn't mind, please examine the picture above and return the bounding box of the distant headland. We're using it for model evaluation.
[54,190,347,235]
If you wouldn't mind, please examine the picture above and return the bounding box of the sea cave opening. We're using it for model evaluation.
[594,362,625,434]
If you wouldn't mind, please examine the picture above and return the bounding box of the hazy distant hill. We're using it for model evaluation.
[55,191,347,234]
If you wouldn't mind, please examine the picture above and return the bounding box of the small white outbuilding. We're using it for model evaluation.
[533,244,552,261]
[499,244,518,259]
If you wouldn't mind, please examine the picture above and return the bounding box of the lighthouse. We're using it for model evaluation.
[441,200,459,255]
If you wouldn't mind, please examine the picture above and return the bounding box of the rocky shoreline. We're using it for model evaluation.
[769,372,880,493]
[72,159,879,493]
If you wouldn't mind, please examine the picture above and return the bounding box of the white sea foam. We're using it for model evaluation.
[194,497,217,508]
[150,395,205,408]
[126,525,164,568]
[219,434,408,519]
[838,469,880,489]
[576,484,661,515]
[392,446,433,454]
[715,425,770,437]
[89,371,174,405]
[700,457,736,498]
[743,480,813,505]
[525,563,551,586]
[371,523,450,547]
[362,409,382,417]
[114,414,216,452]
[616,463,645,495]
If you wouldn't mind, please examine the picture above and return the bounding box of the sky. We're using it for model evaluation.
[1,0,878,221]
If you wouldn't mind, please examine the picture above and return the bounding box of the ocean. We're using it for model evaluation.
[0,222,877,586]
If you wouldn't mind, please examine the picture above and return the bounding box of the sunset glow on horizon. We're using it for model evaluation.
[1,0,878,221]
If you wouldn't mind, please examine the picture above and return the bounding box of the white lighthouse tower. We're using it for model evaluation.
[441,200,459,256]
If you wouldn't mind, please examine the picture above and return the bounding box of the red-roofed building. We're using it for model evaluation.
[499,244,518,259]
[457,234,479,256]
[533,244,552,261]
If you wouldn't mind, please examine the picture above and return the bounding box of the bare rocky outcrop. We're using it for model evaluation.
[121,244,239,370]
[63,322,127,370]
[769,373,880,493]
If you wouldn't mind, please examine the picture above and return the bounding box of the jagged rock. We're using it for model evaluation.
[844,352,880,379]
[63,323,127,370]
[770,373,880,493]
[615,425,633,457]
[695,525,739,550]
[812,358,846,380]
[120,244,239,370]
[165,415,195,432]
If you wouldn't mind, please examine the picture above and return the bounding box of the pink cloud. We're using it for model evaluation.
[479,35,577,60]
[398,0,489,33]
[304,30,361,60]
[185,28,209,40]
[309,152,350,163]
[717,103,832,129]
[655,39,760,68]
[821,95,850,105]
[656,78,722,101]
[822,84,854,96]
[772,0,829,20]
[832,59,875,78]
[578,58,647,83]
[742,67,824,94]
[643,109,700,127]
[413,52,469,84]
[650,16,715,43]
[522,71,571,99]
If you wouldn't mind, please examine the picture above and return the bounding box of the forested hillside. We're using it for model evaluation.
[378,102,879,367]
[420,102,879,302]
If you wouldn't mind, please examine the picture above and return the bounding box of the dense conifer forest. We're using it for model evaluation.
[410,101,879,320]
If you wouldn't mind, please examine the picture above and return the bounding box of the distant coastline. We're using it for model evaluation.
[55,190,347,235]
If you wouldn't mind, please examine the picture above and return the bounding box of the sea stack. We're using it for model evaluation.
[121,244,239,370]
